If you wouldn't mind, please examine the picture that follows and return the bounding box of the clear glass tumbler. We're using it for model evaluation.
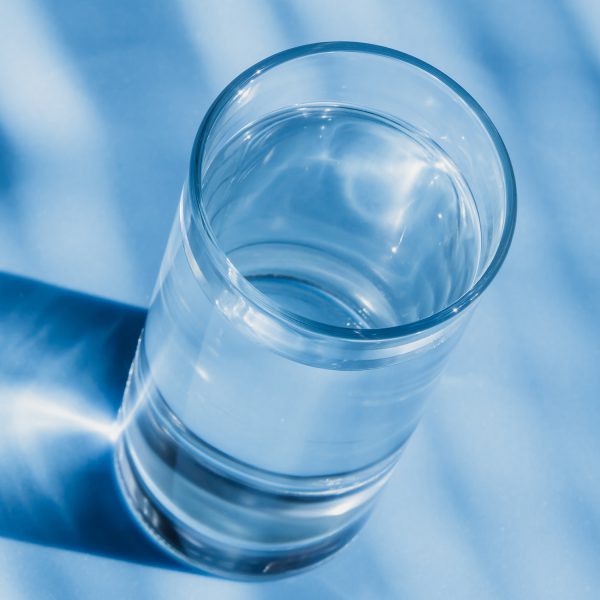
[115,42,516,578]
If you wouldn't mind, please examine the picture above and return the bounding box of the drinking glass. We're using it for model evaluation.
[115,42,516,578]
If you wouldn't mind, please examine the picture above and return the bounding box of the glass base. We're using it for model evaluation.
[115,438,380,579]
[113,340,401,580]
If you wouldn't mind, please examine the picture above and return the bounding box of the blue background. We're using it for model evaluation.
[0,0,599,598]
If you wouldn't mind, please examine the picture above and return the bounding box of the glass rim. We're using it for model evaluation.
[189,41,517,341]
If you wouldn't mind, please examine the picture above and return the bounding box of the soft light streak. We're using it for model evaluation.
[0,385,119,444]
[0,0,137,302]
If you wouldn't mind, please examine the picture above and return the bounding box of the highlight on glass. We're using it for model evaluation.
[115,42,516,579]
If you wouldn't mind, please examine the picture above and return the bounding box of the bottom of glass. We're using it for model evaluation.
[115,439,376,580]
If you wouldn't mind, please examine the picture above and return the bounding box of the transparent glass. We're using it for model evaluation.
[115,42,516,579]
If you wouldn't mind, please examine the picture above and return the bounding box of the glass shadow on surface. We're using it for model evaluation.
[0,272,185,570]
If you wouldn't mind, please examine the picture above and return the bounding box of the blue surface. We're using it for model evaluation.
[0,0,598,598]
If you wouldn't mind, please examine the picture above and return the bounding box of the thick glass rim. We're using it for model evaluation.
[189,41,517,341]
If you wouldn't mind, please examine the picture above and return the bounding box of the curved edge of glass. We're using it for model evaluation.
[188,41,517,342]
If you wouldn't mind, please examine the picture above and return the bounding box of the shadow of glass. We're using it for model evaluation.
[0,272,186,571]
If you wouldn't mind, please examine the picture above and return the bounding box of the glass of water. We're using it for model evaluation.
[116,42,516,578]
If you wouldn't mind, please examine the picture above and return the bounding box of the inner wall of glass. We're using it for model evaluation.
[197,51,507,329]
